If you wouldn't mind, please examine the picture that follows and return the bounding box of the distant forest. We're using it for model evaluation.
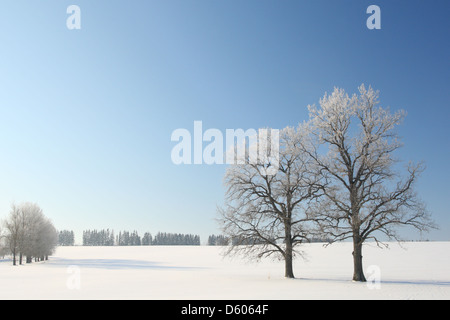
[58,230,331,246]
[58,229,202,246]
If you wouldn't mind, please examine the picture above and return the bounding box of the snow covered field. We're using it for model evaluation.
[0,241,448,300]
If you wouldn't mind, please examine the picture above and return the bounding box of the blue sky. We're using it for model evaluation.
[0,0,449,243]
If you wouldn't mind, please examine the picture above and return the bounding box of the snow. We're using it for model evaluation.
[0,241,448,300]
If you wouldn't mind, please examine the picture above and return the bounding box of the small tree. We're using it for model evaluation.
[305,84,436,281]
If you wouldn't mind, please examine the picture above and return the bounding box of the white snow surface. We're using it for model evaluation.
[0,241,449,300]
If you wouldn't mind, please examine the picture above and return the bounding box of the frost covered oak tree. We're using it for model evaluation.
[304,85,435,281]
[218,127,322,278]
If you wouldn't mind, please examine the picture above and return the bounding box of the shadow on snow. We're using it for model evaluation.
[47,257,200,270]
[295,277,450,287]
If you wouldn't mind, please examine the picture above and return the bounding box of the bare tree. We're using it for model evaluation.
[305,84,436,281]
[218,126,322,278]
[4,204,22,265]
[34,216,58,261]
[19,203,42,264]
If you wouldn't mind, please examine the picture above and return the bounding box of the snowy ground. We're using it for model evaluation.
[0,241,448,300]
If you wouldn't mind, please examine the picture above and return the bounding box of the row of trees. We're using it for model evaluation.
[2,202,58,265]
[63,230,333,247]
[153,232,200,245]
[207,234,332,246]
[79,229,201,246]
[207,234,229,246]
[218,84,436,281]
[58,230,75,246]
[82,229,115,246]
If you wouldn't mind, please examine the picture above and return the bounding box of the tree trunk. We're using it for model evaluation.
[26,255,32,263]
[284,251,295,279]
[352,236,366,282]
[284,223,295,279]
[12,249,16,266]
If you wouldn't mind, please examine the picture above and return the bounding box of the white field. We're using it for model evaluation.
[0,241,449,300]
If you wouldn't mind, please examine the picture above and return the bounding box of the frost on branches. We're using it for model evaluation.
[218,126,322,278]
[305,84,436,281]
[218,84,435,282]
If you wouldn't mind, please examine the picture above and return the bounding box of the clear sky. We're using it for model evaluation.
[0,0,449,244]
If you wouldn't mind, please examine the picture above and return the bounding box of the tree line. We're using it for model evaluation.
[153,232,200,245]
[207,234,229,246]
[58,229,202,246]
[1,202,58,265]
[58,230,75,246]
[206,234,331,246]
[60,230,331,247]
